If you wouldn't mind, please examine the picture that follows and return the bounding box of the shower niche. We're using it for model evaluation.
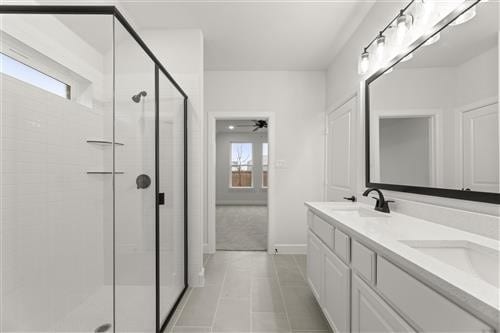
[0,6,187,333]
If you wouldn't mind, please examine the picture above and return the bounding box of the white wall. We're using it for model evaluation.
[205,71,325,252]
[141,29,205,286]
[216,131,268,205]
[379,117,431,186]
[326,3,500,238]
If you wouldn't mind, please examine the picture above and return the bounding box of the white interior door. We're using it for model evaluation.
[326,98,357,201]
[463,103,499,193]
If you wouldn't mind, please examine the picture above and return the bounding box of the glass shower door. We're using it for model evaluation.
[114,18,156,333]
[157,68,186,328]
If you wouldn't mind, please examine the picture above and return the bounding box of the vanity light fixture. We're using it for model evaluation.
[358,0,481,76]
[450,5,476,25]
[358,0,416,75]
[397,10,413,38]
[376,33,386,53]
[358,49,370,75]
[420,0,436,21]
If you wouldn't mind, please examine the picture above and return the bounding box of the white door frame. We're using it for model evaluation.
[370,108,444,188]
[207,112,275,254]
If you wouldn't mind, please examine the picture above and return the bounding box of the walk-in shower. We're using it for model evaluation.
[0,6,188,333]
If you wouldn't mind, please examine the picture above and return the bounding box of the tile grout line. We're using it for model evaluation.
[292,255,306,282]
[209,258,230,332]
[272,255,293,333]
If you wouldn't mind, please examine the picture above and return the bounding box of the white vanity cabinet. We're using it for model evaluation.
[323,244,350,333]
[306,209,495,333]
[352,274,415,333]
[307,230,323,301]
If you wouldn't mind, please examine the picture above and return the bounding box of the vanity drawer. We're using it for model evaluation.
[377,257,493,332]
[351,240,376,284]
[312,215,334,250]
[307,210,314,228]
[334,228,350,263]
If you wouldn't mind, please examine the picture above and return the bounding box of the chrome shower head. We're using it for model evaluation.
[132,91,147,103]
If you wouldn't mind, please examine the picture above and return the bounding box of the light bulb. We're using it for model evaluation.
[421,0,435,18]
[451,5,476,25]
[376,34,386,54]
[228,125,235,130]
[424,33,440,46]
[400,53,413,63]
[359,51,370,75]
[397,12,413,38]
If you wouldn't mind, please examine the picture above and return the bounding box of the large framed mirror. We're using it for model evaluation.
[365,0,499,204]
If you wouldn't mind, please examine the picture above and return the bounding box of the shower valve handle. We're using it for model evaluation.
[158,193,165,205]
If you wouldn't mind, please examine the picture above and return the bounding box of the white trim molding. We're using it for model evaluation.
[370,108,444,188]
[207,111,276,254]
[273,244,307,255]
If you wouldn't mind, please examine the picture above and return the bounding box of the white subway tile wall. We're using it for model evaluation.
[1,74,111,331]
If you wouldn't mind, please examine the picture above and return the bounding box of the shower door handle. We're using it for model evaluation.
[158,193,165,205]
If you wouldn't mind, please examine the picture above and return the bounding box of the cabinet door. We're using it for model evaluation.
[352,274,415,333]
[323,246,350,333]
[307,230,323,302]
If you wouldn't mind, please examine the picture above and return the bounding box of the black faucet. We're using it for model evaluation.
[362,188,393,213]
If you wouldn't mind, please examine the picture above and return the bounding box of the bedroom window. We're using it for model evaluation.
[230,142,253,188]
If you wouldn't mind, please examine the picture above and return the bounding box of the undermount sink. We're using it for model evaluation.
[401,240,499,288]
[326,206,391,218]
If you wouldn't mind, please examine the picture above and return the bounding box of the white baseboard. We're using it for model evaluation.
[272,244,307,255]
[188,266,205,287]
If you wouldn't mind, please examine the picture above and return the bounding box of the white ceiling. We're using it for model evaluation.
[217,119,268,133]
[117,1,374,70]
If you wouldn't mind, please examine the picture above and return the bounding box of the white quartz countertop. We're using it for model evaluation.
[305,201,500,328]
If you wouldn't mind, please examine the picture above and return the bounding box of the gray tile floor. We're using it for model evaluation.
[167,251,331,333]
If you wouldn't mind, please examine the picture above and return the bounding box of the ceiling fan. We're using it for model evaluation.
[236,120,268,132]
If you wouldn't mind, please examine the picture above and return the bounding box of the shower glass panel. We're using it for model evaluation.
[157,69,186,326]
[0,13,114,332]
[0,7,188,333]
[114,18,156,333]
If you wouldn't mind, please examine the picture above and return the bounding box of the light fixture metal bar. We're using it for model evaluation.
[363,0,416,51]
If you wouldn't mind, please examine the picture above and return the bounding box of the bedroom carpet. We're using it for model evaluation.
[216,205,268,251]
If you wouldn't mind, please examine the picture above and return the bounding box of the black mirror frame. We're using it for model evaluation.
[364,0,500,205]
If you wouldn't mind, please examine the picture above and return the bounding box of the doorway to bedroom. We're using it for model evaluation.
[214,119,269,251]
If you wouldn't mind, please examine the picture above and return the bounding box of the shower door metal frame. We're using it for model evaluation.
[0,5,189,333]
[155,66,189,333]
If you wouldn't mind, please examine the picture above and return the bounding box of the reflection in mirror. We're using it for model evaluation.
[368,1,499,194]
